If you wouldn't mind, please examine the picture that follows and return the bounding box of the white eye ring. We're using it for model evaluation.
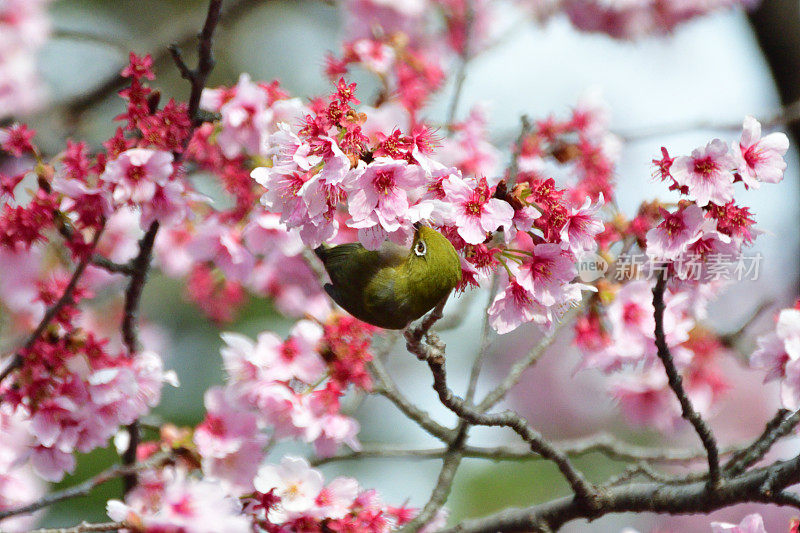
[414,240,427,256]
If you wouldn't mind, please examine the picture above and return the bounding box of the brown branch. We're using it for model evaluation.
[477,308,576,413]
[368,357,456,443]
[59,0,262,126]
[403,289,492,531]
[30,522,125,533]
[312,437,735,467]
[168,0,222,131]
[406,323,600,511]
[444,0,475,126]
[719,299,774,349]
[0,452,173,520]
[0,227,104,387]
[439,452,800,532]
[724,408,800,477]
[652,272,721,486]
[120,0,224,494]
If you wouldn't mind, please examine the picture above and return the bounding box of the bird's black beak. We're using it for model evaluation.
[412,221,422,230]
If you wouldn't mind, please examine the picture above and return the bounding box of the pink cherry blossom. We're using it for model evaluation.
[187,218,255,282]
[646,204,706,261]
[254,456,325,521]
[0,405,44,533]
[671,139,736,207]
[345,158,426,248]
[436,104,501,181]
[107,467,250,532]
[313,477,359,519]
[559,196,605,254]
[201,74,306,158]
[242,212,304,258]
[580,281,694,371]
[711,513,767,533]
[488,268,549,334]
[195,387,267,494]
[516,243,576,307]
[352,38,396,74]
[611,368,682,433]
[751,308,800,409]
[441,175,514,245]
[101,148,175,205]
[732,115,789,188]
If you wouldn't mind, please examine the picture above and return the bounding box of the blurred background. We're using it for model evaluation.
[13,0,800,530]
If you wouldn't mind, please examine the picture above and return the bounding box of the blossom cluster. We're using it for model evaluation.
[0,0,51,118]
[0,405,44,533]
[572,116,789,431]
[106,455,444,533]
[250,80,610,334]
[517,0,760,39]
[0,54,191,482]
[750,304,800,411]
[192,314,375,494]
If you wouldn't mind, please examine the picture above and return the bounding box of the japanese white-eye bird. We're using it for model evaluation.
[314,225,462,329]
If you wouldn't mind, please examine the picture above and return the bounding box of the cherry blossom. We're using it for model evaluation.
[670,139,736,207]
[646,204,706,261]
[488,270,548,334]
[711,513,767,533]
[345,158,427,248]
[732,115,789,188]
[101,148,175,205]
[516,243,577,307]
[254,456,325,521]
[751,308,800,409]
[441,175,514,245]
[107,468,251,532]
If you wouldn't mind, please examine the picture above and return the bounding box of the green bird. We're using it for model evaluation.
[314,225,462,329]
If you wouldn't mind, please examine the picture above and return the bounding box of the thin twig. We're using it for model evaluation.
[477,307,577,413]
[91,254,135,275]
[169,0,223,131]
[369,357,455,443]
[404,285,494,531]
[0,227,104,387]
[30,522,125,533]
[616,98,800,142]
[312,438,735,467]
[444,0,475,126]
[120,221,160,494]
[724,408,800,477]
[58,0,262,128]
[0,452,173,520]
[119,0,224,494]
[652,272,721,487]
[407,325,600,511]
[719,299,774,349]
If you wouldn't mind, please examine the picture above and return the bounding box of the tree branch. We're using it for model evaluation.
[312,437,733,467]
[0,227,104,388]
[724,408,800,477]
[368,357,456,443]
[30,522,125,533]
[477,307,576,413]
[439,452,800,532]
[58,0,262,127]
[406,322,600,510]
[0,451,173,520]
[652,272,721,486]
